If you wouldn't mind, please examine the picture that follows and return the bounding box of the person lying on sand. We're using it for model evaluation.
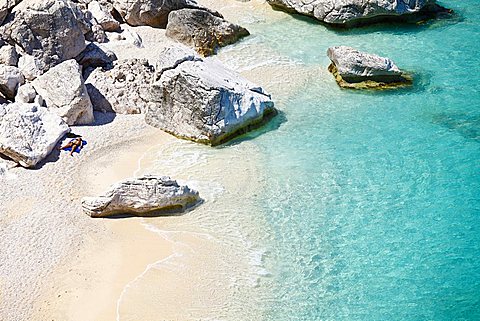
[59,137,84,156]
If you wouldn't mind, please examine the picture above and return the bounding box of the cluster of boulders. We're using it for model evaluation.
[267,0,452,27]
[0,0,272,169]
[0,0,452,217]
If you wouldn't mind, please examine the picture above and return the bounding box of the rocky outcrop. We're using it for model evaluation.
[0,65,24,99]
[32,59,94,125]
[87,0,120,32]
[81,175,201,218]
[166,8,249,56]
[0,44,19,66]
[0,103,70,168]
[327,46,411,89]
[85,58,154,114]
[0,0,88,75]
[112,0,199,28]
[145,46,276,146]
[267,0,449,26]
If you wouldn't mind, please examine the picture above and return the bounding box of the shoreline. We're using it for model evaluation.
[1,1,310,320]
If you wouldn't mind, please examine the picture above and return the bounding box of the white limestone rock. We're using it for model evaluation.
[0,0,88,74]
[0,45,19,66]
[0,65,24,100]
[0,103,70,168]
[17,54,43,81]
[112,0,199,28]
[82,175,201,218]
[267,0,444,26]
[32,60,94,125]
[85,58,154,114]
[87,0,120,32]
[327,46,411,88]
[165,8,250,56]
[15,83,37,104]
[145,45,276,145]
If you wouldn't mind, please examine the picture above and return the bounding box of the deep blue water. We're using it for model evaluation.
[238,1,480,320]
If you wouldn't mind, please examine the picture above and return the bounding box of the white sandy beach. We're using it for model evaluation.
[0,1,315,320]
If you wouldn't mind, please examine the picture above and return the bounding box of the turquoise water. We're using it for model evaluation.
[229,1,480,320]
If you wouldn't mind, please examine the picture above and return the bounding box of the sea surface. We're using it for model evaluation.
[124,1,480,320]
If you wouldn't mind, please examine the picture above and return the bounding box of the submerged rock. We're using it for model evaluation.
[0,103,70,168]
[267,0,450,26]
[166,8,249,56]
[327,46,411,89]
[82,175,201,218]
[32,60,94,125]
[146,46,276,146]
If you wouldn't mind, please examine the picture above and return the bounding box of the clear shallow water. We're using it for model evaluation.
[220,1,480,320]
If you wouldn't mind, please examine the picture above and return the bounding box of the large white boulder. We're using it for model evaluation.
[165,8,249,56]
[82,175,201,218]
[267,0,447,26]
[0,103,70,168]
[327,46,411,89]
[32,59,94,125]
[145,46,276,145]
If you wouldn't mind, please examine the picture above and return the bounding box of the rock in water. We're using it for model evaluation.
[267,0,448,26]
[82,175,201,218]
[145,46,276,145]
[112,0,197,28]
[85,59,154,114]
[0,65,24,99]
[166,8,249,56]
[0,0,88,75]
[327,46,411,89]
[0,103,70,168]
[32,60,94,125]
